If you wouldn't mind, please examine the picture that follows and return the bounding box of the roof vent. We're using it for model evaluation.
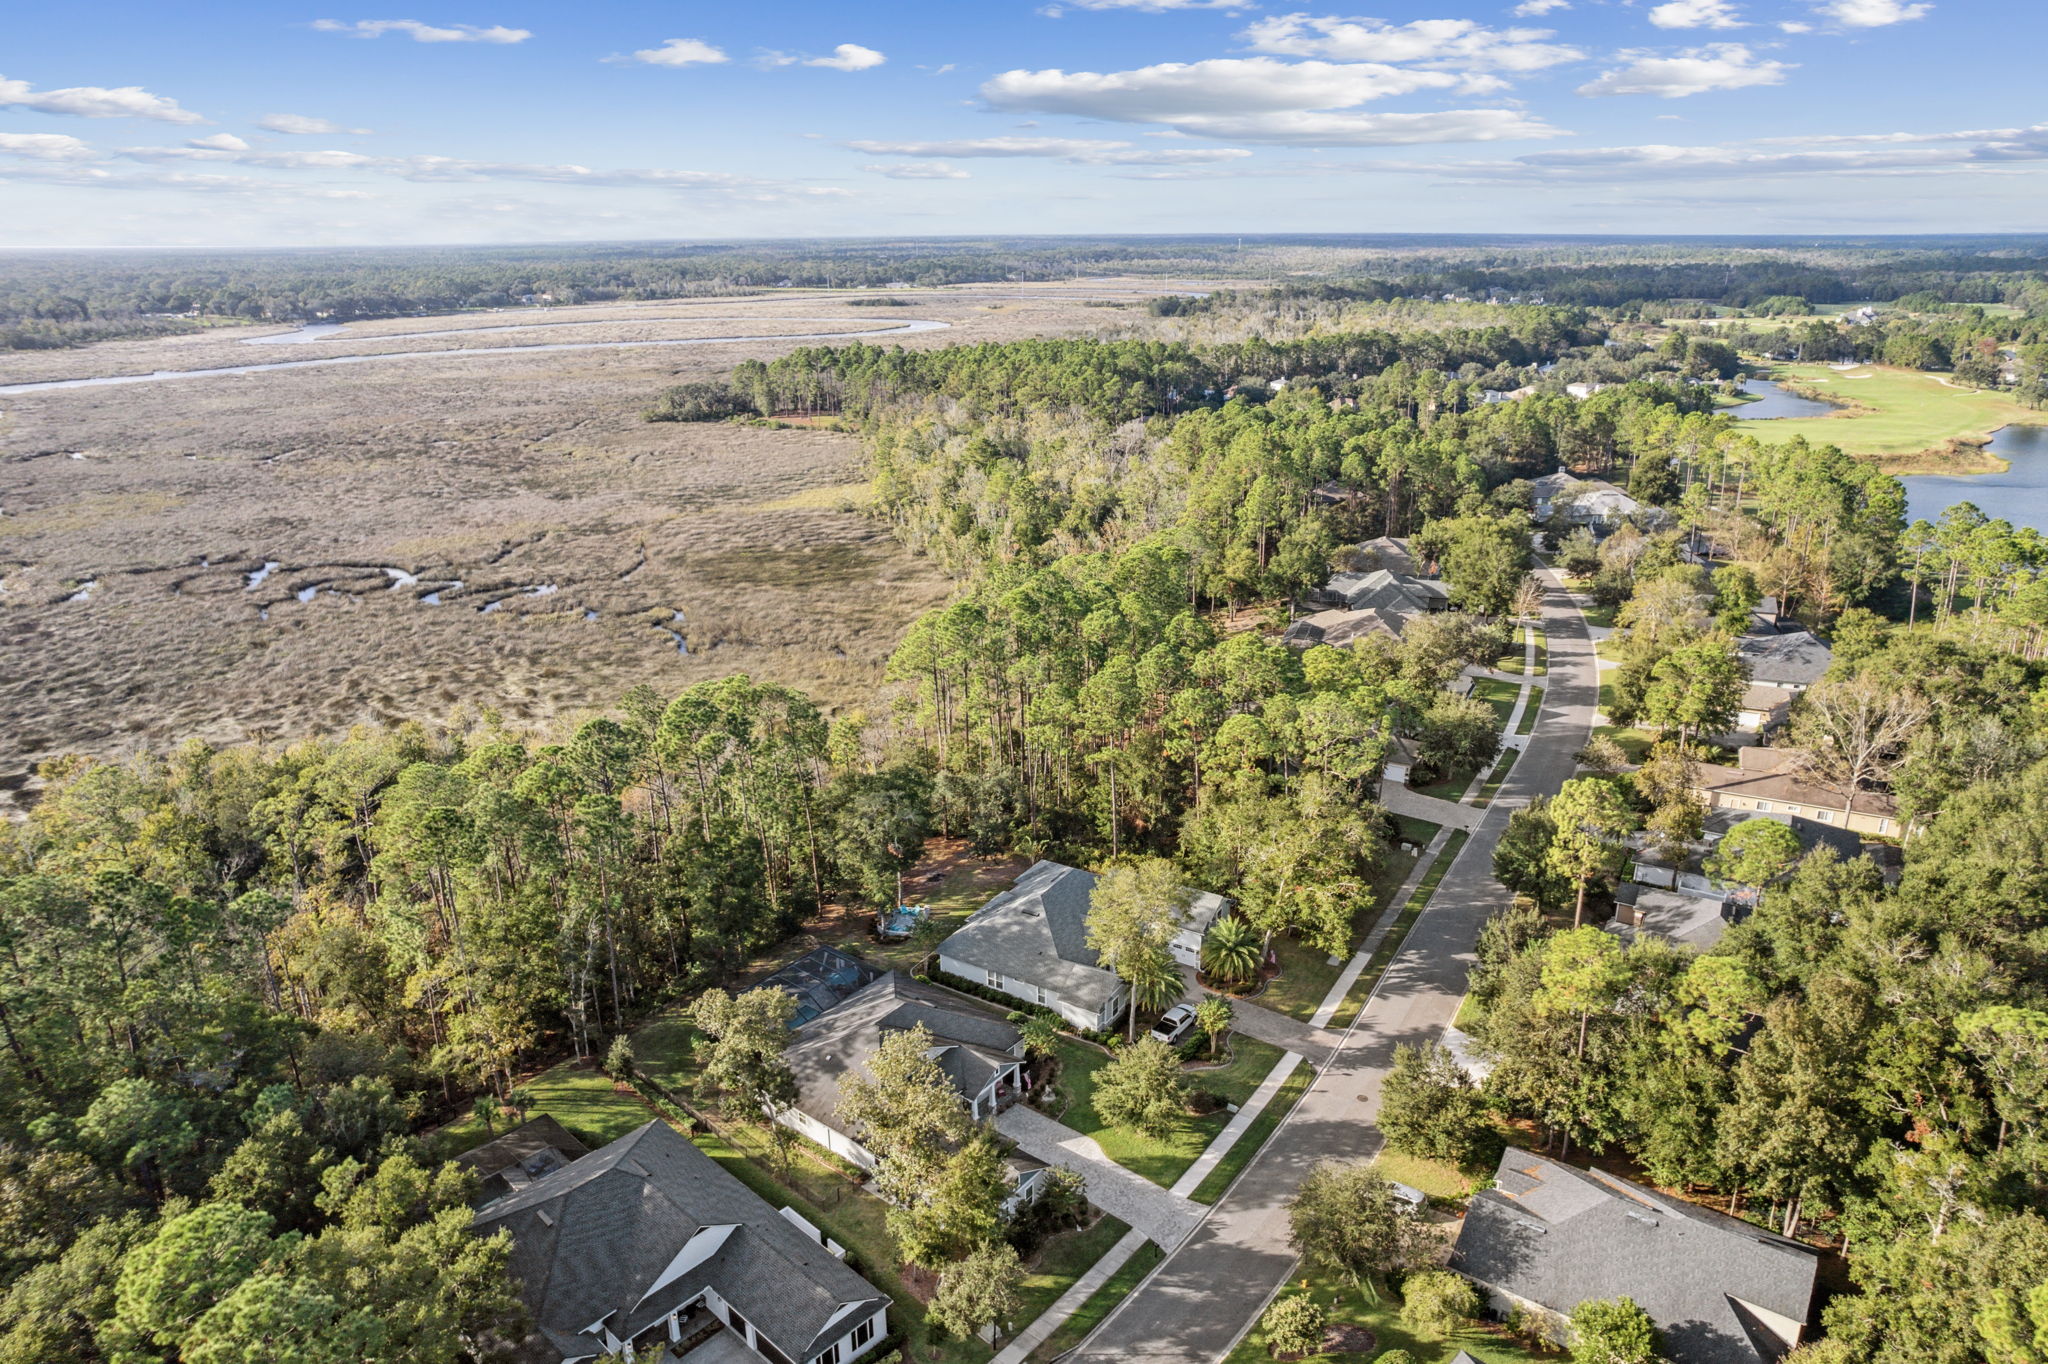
[536,1210,555,1227]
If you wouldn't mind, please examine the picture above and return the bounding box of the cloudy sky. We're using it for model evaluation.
[1,0,2038,245]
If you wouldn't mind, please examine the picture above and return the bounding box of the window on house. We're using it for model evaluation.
[985,968,1002,988]
[1756,800,1772,812]
[849,1318,877,1351]
[1816,809,1832,822]
[1035,985,1050,1005]
[727,1309,751,1343]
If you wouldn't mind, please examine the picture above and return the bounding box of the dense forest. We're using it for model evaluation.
[9,233,2048,350]
[8,261,2048,1362]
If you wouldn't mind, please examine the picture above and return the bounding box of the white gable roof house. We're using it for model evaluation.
[936,860,1229,1032]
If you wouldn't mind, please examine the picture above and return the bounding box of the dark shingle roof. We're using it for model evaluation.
[782,973,1022,1132]
[1450,1149,1820,1364]
[939,860,1120,1009]
[455,1115,590,1207]
[473,1120,886,1363]
[1737,631,1832,687]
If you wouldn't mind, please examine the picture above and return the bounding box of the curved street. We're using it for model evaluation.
[1067,562,1597,1364]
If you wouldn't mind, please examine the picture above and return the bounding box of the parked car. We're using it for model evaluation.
[1148,1003,1197,1046]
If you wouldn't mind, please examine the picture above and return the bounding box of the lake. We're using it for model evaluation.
[1730,377,1837,420]
[1902,424,2048,529]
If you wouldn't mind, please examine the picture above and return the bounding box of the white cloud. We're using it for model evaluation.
[257,113,372,135]
[1778,20,1815,31]
[1813,0,1931,26]
[1512,0,1570,13]
[187,133,250,151]
[0,75,205,123]
[806,44,886,71]
[1577,44,1790,97]
[0,132,99,161]
[1153,107,1561,144]
[985,58,1466,120]
[845,135,1253,164]
[310,19,530,43]
[1648,0,1746,29]
[621,38,728,68]
[981,56,1562,145]
[862,162,970,179]
[1237,15,1584,71]
[1419,122,2048,181]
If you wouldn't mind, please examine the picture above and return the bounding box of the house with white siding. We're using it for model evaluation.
[474,1119,889,1364]
[936,860,1227,1032]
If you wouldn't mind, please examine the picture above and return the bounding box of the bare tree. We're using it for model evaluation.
[1788,677,1931,825]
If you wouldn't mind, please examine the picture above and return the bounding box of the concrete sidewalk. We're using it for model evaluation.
[1170,1051,1306,1198]
[1308,825,1450,1028]
[990,1228,1149,1364]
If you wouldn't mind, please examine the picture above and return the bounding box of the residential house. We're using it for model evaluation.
[1530,472,1643,532]
[474,1119,890,1364]
[1281,606,1409,650]
[454,1115,589,1208]
[1689,746,1899,837]
[1450,1148,1821,1364]
[1736,630,1832,696]
[778,972,1032,1177]
[1382,734,1421,787]
[936,860,1229,1031]
[1564,381,1608,400]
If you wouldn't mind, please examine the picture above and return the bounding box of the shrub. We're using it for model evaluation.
[603,1035,636,1080]
[1398,1270,1482,1343]
[1263,1294,1327,1358]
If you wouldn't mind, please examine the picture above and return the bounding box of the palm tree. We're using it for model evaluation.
[1201,916,1262,991]
[1122,950,1185,1041]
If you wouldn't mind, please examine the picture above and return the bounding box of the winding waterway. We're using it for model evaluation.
[1903,424,2048,529]
[0,316,951,395]
[1730,377,1838,420]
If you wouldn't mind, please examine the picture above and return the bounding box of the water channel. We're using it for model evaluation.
[0,316,952,395]
[1729,377,1838,420]
[1902,423,2048,529]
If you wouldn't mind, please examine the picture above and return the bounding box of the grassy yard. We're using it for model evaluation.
[1328,830,1469,1030]
[1256,841,1422,1022]
[1495,629,1548,677]
[1416,764,1480,803]
[428,1055,656,1160]
[1470,677,1523,731]
[1049,1035,1289,1187]
[1014,1212,1134,1329]
[860,843,1031,976]
[1026,1242,1165,1364]
[1742,362,2047,460]
[1579,598,1620,630]
[1376,1150,1478,1203]
[1189,1060,1315,1204]
[1225,1276,1556,1364]
[1515,688,1544,737]
[1471,749,1518,809]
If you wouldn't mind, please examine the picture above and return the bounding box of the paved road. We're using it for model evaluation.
[1068,567,1595,1364]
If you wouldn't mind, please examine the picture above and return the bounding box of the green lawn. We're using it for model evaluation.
[1579,598,1620,630]
[1014,1212,1134,1328]
[1376,1150,1478,1203]
[1515,689,1544,737]
[1256,842,1422,1023]
[1470,677,1523,731]
[1416,764,1480,803]
[1048,1035,1288,1187]
[1189,1060,1314,1204]
[1496,630,1548,677]
[1393,815,1441,850]
[1225,1277,1555,1364]
[1026,1242,1165,1364]
[1328,830,1470,1030]
[429,1056,656,1160]
[862,852,1030,975]
[1741,362,2048,459]
[1471,749,1518,809]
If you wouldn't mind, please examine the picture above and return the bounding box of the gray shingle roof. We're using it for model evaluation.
[1282,607,1408,649]
[473,1120,886,1364]
[782,972,1022,1132]
[1736,631,1832,688]
[456,1115,590,1207]
[939,860,1122,1010]
[1450,1149,1821,1364]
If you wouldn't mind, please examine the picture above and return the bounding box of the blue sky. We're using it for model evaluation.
[1,0,2039,246]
